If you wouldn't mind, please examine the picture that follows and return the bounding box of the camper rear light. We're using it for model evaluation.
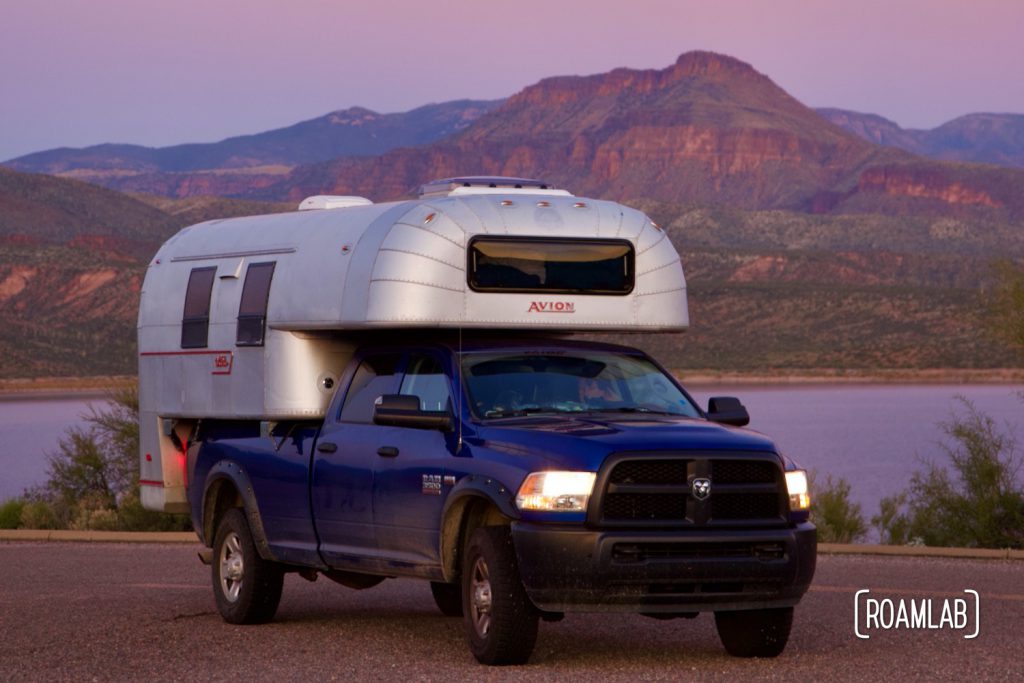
[785,470,810,511]
[516,471,596,512]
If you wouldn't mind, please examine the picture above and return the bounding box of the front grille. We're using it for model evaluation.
[711,493,781,520]
[610,460,689,485]
[594,454,786,528]
[712,460,776,484]
[604,493,687,521]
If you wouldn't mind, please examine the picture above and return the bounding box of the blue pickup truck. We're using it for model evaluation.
[189,335,816,664]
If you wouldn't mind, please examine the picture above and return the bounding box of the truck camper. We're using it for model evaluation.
[138,177,815,665]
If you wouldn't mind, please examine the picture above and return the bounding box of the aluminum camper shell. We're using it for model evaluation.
[137,185,688,511]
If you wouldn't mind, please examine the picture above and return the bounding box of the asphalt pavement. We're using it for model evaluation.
[0,542,1020,681]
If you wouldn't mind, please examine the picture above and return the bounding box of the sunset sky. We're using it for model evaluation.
[2,0,1021,161]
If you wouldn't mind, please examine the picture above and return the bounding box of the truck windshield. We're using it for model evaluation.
[461,350,700,419]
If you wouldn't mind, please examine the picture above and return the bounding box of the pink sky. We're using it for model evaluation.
[1,0,1021,160]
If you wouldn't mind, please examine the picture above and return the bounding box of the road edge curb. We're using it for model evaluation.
[0,529,198,543]
[819,542,1024,560]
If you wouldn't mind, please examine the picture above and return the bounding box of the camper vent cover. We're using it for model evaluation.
[418,176,572,199]
[298,195,374,211]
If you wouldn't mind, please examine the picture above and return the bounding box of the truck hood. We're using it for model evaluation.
[472,414,779,472]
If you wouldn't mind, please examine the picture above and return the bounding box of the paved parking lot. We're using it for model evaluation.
[0,543,1020,681]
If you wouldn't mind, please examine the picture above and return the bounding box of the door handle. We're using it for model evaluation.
[377,446,399,457]
[316,442,337,454]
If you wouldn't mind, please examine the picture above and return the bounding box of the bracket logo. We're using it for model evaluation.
[854,589,980,639]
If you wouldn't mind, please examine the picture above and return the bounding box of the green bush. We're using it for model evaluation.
[118,493,192,532]
[0,498,25,529]
[809,473,867,543]
[19,500,60,530]
[872,398,1024,548]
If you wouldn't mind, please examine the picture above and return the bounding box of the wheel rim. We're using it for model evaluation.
[219,531,244,603]
[469,555,493,638]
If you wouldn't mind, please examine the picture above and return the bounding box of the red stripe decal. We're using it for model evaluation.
[139,350,233,357]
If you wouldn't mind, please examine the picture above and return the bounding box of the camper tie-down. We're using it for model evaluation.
[137,176,816,665]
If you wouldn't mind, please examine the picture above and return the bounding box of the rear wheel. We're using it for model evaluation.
[212,508,284,624]
[430,581,464,617]
[714,607,793,658]
[462,526,539,665]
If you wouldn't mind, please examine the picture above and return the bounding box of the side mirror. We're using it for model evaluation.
[373,394,453,431]
[707,396,750,427]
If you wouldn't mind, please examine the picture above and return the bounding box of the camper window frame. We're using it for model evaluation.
[466,235,635,295]
[180,266,217,349]
[236,261,276,347]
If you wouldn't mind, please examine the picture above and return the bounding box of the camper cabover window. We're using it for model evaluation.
[236,261,276,346]
[468,237,634,294]
[181,266,216,348]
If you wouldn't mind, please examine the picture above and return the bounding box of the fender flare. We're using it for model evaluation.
[201,460,276,562]
[438,474,521,581]
[442,474,521,521]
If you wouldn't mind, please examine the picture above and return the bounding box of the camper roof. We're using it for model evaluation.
[418,176,570,199]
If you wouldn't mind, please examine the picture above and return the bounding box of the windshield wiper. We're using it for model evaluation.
[585,407,680,416]
[484,407,571,419]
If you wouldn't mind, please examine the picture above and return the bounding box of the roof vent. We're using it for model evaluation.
[298,195,374,211]
[418,176,572,199]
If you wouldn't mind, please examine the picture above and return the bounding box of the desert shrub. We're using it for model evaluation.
[0,498,25,529]
[809,473,867,543]
[872,398,1024,548]
[118,492,192,532]
[68,492,121,531]
[19,500,60,529]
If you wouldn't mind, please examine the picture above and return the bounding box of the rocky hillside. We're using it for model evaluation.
[819,109,1024,169]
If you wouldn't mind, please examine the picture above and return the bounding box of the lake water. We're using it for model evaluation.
[2,385,1022,535]
[0,394,109,501]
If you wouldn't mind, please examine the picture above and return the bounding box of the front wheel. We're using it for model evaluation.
[462,526,539,665]
[212,507,284,624]
[714,607,793,657]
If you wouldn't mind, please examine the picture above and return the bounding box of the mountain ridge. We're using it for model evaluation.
[5,99,503,174]
[818,108,1024,169]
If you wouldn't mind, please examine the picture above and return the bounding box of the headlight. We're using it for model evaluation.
[785,470,810,511]
[516,471,596,512]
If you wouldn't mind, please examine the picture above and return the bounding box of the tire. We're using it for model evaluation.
[430,581,463,617]
[212,508,284,624]
[462,526,539,665]
[714,607,794,658]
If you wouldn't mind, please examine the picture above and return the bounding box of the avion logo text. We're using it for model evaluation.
[528,301,576,314]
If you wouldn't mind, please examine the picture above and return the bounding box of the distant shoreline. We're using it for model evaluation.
[0,376,135,401]
[1,369,1021,400]
[679,368,1024,387]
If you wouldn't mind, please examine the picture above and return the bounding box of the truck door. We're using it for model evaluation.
[311,351,401,569]
[373,352,458,567]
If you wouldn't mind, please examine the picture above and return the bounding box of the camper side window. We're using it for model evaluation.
[181,267,216,349]
[236,261,275,346]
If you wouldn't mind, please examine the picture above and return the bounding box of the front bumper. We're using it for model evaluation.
[512,521,817,613]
